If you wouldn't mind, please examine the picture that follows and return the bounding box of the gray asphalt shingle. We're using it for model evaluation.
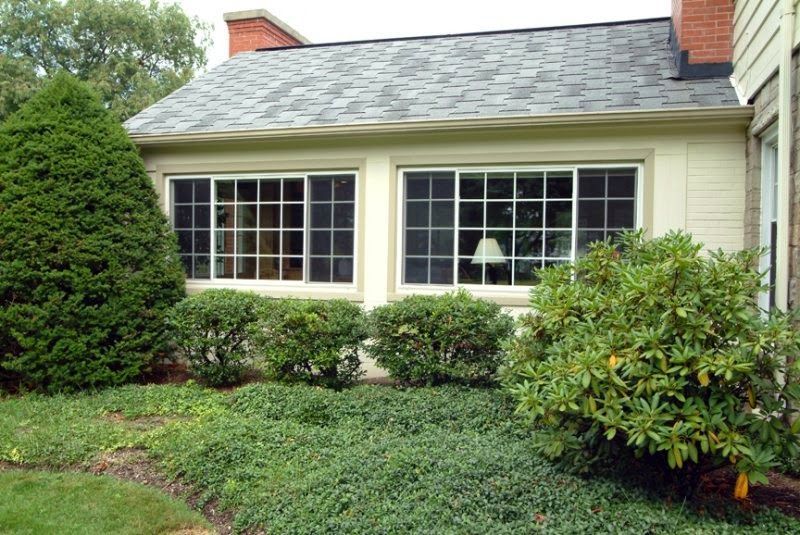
[125,18,741,136]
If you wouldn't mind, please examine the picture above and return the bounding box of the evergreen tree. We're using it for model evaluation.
[0,73,185,392]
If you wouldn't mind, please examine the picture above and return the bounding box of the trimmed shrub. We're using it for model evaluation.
[167,289,263,386]
[503,231,800,495]
[0,73,185,392]
[367,290,514,384]
[251,298,367,387]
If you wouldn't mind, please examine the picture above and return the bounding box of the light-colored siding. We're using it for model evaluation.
[686,142,746,251]
[733,0,799,101]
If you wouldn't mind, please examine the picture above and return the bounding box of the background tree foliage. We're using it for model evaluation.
[0,0,209,121]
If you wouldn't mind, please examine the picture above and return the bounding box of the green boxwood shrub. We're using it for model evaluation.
[367,290,514,385]
[503,231,800,495]
[251,298,368,387]
[167,289,263,386]
[0,73,185,392]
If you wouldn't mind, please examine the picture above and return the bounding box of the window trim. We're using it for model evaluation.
[395,163,644,295]
[759,127,779,312]
[166,171,359,289]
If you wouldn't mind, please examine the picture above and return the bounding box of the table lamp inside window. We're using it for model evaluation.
[471,238,508,284]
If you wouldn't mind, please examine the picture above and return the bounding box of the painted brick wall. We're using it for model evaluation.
[227,18,302,56]
[672,0,734,64]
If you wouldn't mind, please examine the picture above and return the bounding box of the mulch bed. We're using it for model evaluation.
[699,466,800,519]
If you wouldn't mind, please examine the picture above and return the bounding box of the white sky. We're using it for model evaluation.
[174,0,672,69]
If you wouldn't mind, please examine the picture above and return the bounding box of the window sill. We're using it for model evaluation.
[185,280,363,302]
[389,285,531,307]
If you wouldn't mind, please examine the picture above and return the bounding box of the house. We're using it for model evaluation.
[125,3,754,309]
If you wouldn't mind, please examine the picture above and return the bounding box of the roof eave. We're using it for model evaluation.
[128,106,754,146]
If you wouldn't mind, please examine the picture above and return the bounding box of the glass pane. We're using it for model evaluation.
[282,257,303,281]
[238,204,258,229]
[173,181,193,203]
[176,230,192,253]
[404,257,428,284]
[282,231,303,255]
[173,205,193,228]
[310,230,332,255]
[459,173,484,199]
[333,203,355,228]
[216,204,235,228]
[458,201,483,228]
[577,230,605,255]
[259,204,280,228]
[546,201,572,228]
[216,230,235,255]
[546,172,573,199]
[237,230,257,255]
[405,229,429,255]
[431,174,455,199]
[237,256,257,279]
[514,259,542,286]
[194,205,210,229]
[459,230,483,257]
[607,200,635,228]
[484,259,511,286]
[486,230,513,257]
[430,258,454,284]
[608,170,636,197]
[309,257,331,282]
[515,201,543,228]
[283,179,304,202]
[332,257,354,283]
[544,231,572,257]
[179,255,192,277]
[430,229,454,256]
[430,201,454,227]
[237,180,258,202]
[215,256,235,279]
[311,203,332,228]
[516,172,544,199]
[406,201,429,227]
[333,230,354,256]
[194,230,210,254]
[578,200,605,228]
[457,257,482,284]
[195,180,210,203]
[260,180,280,202]
[578,171,605,198]
[216,180,236,203]
[333,176,355,201]
[259,256,279,280]
[310,178,332,201]
[486,173,514,199]
[194,255,211,279]
[406,175,429,199]
[258,230,280,255]
[486,202,513,227]
[515,231,543,258]
[283,204,304,229]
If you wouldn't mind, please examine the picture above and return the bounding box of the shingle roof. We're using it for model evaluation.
[125,18,741,136]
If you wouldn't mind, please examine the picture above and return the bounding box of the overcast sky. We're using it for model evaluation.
[174,0,672,68]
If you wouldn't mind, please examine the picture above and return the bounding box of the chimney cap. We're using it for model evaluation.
[223,9,310,45]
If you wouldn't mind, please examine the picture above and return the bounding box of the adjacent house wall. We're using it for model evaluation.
[139,121,747,309]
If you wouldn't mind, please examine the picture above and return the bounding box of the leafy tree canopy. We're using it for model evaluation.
[0,0,209,121]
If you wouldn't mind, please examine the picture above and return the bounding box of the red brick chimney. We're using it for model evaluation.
[671,0,734,78]
[224,9,309,57]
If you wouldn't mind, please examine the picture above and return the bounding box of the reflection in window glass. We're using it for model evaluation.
[576,168,637,255]
[171,178,211,279]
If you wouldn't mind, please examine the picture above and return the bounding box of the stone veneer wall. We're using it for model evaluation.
[744,52,800,308]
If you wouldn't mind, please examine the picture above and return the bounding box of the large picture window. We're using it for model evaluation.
[401,166,638,287]
[170,173,357,284]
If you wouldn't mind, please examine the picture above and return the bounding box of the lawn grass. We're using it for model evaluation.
[0,383,797,534]
[0,470,210,534]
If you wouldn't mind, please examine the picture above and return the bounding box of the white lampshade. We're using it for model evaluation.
[471,238,506,264]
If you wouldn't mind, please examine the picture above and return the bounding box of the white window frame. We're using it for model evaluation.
[166,171,359,290]
[759,127,779,312]
[395,163,644,296]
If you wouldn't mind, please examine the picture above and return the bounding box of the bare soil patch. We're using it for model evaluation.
[699,467,800,519]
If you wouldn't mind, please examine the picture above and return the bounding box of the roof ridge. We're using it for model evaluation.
[254,17,671,53]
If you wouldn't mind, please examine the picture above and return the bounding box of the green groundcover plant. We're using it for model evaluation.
[0,73,185,392]
[504,231,800,497]
[368,289,514,384]
[168,289,263,386]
